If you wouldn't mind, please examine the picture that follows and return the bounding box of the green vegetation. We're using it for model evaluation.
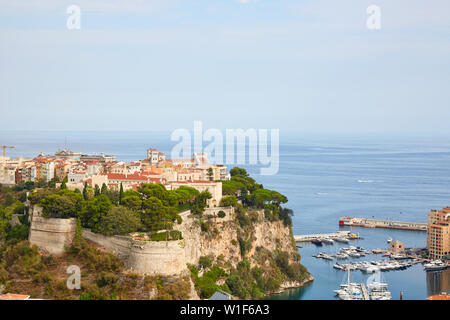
[219,195,238,207]
[94,207,142,236]
[189,263,230,299]
[0,238,191,300]
[221,167,293,226]
[149,230,183,241]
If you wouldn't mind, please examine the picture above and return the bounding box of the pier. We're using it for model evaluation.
[294,231,350,242]
[360,283,370,300]
[339,217,427,231]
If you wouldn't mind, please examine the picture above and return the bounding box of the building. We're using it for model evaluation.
[0,293,30,300]
[427,207,450,260]
[147,148,166,165]
[389,240,404,254]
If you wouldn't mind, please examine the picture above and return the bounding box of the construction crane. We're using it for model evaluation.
[1,145,14,158]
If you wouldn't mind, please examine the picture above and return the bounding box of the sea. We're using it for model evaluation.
[1,130,450,300]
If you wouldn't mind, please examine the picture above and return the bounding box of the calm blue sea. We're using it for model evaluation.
[1,130,450,299]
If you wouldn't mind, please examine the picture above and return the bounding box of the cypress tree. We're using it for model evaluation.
[94,184,100,197]
[83,182,88,200]
[101,183,108,195]
[119,182,124,205]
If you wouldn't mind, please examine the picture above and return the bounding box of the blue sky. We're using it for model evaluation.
[0,0,449,133]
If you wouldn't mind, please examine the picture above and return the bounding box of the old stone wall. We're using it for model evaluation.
[82,229,187,276]
[29,215,76,255]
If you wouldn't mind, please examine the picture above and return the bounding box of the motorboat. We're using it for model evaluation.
[387,237,392,243]
[424,260,448,272]
[322,238,335,244]
[311,239,323,246]
[335,237,349,243]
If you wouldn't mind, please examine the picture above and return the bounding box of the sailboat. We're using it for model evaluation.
[334,269,363,300]
[367,272,392,300]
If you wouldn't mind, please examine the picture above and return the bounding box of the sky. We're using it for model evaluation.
[0,0,449,134]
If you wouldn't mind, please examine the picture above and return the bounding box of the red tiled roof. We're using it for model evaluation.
[0,293,30,300]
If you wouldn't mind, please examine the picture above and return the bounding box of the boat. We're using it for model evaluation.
[322,238,335,244]
[368,274,392,300]
[311,239,323,246]
[361,265,380,273]
[387,237,392,243]
[424,260,448,272]
[321,254,333,260]
[333,263,344,270]
[335,237,349,243]
[335,269,363,300]
[335,253,348,259]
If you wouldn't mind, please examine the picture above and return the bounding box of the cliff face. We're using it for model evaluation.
[176,209,311,283]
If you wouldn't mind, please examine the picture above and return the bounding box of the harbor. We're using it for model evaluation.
[269,227,450,300]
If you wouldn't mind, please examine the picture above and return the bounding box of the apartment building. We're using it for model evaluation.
[427,207,450,260]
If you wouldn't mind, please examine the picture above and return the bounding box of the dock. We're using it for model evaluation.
[360,283,370,300]
[339,217,427,231]
[294,231,350,242]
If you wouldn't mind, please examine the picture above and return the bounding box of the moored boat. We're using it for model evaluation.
[311,239,323,246]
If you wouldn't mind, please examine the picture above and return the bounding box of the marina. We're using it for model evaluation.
[268,227,450,300]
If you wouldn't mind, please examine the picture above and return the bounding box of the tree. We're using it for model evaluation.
[40,191,83,218]
[94,185,100,197]
[61,176,68,190]
[141,197,166,231]
[119,183,124,205]
[222,180,245,196]
[101,183,108,195]
[219,195,238,207]
[82,182,88,200]
[48,177,59,188]
[81,194,112,229]
[28,188,57,205]
[230,167,249,177]
[207,168,214,181]
[121,195,142,212]
[94,207,142,236]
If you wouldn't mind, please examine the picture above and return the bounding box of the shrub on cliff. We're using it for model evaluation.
[150,230,183,241]
[94,206,142,236]
[189,264,229,299]
[219,195,238,207]
[198,256,212,269]
[217,210,226,218]
[6,224,29,243]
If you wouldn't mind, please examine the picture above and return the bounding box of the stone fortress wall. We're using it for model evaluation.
[28,206,77,255]
[28,206,236,275]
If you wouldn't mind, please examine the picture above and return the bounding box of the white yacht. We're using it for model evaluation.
[424,260,448,272]
[335,269,363,300]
